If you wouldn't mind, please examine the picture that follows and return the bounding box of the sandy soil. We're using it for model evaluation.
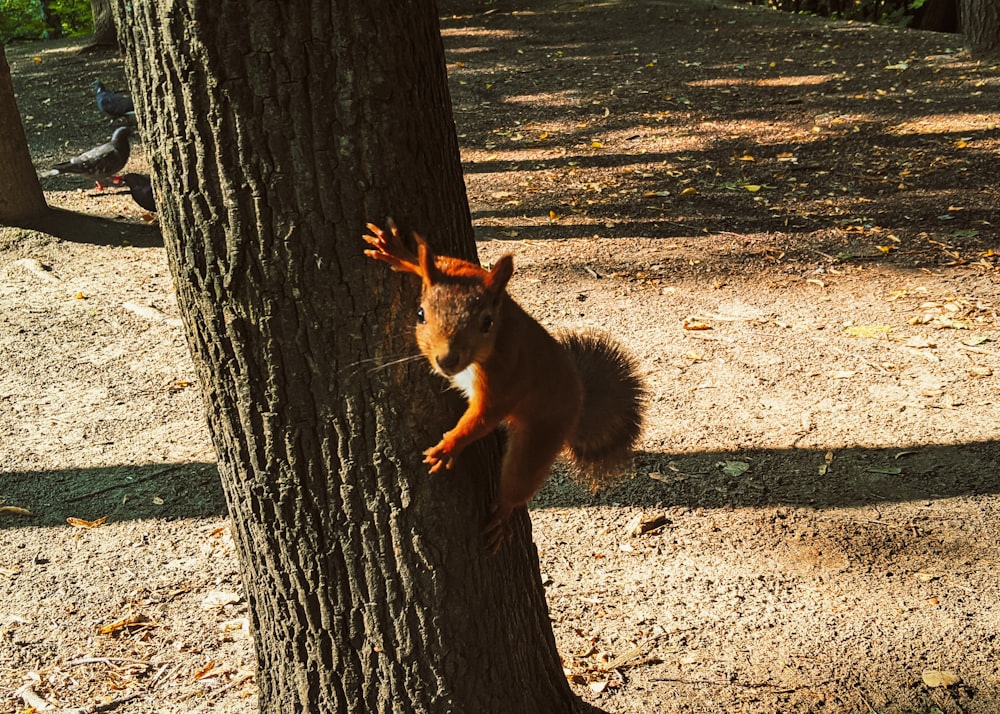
[2,0,1000,712]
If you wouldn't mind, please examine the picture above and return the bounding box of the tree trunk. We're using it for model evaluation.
[917,0,959,33]
[961,0,1000,56]
[0,43,48,225]
[113,2,582,712]
[89,0,117,47]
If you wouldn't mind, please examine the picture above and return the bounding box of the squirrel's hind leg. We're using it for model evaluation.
[483,422,567,552]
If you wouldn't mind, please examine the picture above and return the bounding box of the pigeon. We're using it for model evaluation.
[92,80,135,122]
[117,173,156,212]
[48,126,132,190]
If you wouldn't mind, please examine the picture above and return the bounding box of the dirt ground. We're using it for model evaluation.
[3,0,1000,712]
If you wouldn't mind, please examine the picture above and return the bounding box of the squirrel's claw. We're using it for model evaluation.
[482,511,513,554]
[423,444,453,473]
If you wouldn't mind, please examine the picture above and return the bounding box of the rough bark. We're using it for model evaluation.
[0,43,48,225]
[961,0,1000,56]
[113,1,580,712]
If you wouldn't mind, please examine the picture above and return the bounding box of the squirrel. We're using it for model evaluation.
[363,220,646,551]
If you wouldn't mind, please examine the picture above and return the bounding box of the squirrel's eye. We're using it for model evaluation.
[481,314,494,333]
[417,307,426,324]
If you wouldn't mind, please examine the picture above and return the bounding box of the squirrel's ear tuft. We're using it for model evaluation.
[486,254,514,294]
[414,232,440,286]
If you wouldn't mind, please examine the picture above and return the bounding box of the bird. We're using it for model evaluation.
[47,126,132,190]
[116,173,156,212]
[92,80,135,122]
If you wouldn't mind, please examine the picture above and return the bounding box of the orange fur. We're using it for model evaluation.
[364,220,644,551]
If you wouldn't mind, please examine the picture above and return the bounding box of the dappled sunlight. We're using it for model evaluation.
[690,74,842,89]
[890,113,1000,135]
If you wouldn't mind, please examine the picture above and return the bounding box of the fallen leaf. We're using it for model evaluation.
[0,506,33,517]
[904,335,935,348]
[202,591,241,609]
[194,660,219,680]
[682,319,711,330]
[67,516,108,529]
[718,460,750,477]
[679,187,699,197]
[99,614,154,635]
[922,670,961,688]
[865,467,902,475]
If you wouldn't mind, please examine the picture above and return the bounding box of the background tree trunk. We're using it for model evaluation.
[0,43,47,225]
[88,0,117,47]
[961,0,1000,56]
[113,1,581,712]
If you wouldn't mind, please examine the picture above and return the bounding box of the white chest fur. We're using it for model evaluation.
[449,364,478,400]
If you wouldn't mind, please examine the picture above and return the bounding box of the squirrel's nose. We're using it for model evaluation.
[436,352,462,375]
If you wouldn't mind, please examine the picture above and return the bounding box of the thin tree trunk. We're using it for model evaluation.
[113,1,582,712]
[0,43,47,225]
[961,0,1000,56]
[88,0,117,48]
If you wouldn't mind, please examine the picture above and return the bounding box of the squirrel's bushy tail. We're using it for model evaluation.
[559,330,646,487]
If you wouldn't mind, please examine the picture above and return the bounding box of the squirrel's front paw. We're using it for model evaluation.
[423,442,454,473]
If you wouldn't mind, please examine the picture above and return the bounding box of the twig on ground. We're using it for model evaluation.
[191,672,254,712]
[64,657,150,668]
[66,466,185,503]
[60,692,141,714]
[18,686,53,711]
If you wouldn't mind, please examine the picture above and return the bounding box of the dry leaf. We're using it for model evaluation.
[194,660,220,680]
[99,614,154,635]
[67,516,108,529]
[905,335,935,348]
[202,591,241,609]
[0,506,33,517]
[922,670,961,688]
[680,187,699,197]
[682,319,711,331]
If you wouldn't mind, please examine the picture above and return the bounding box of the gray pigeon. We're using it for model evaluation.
[117,173,156,212]
[92,80,135,121]
[49,126,132,190]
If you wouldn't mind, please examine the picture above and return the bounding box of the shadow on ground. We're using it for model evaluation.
[4,440,998,530]
[0,462,224,528]
[537,439,1000,511]
[21,207,163,248]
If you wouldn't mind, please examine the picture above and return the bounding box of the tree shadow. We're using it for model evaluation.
[535,440,1000,511]
[4,440,998,531]
[22,207,163,247]
[0,462,225,529]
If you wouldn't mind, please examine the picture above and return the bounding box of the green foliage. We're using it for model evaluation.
[0,0,46,42]
[0,0,93,43]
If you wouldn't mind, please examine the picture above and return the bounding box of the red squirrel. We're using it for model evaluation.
[363,221,645,551]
